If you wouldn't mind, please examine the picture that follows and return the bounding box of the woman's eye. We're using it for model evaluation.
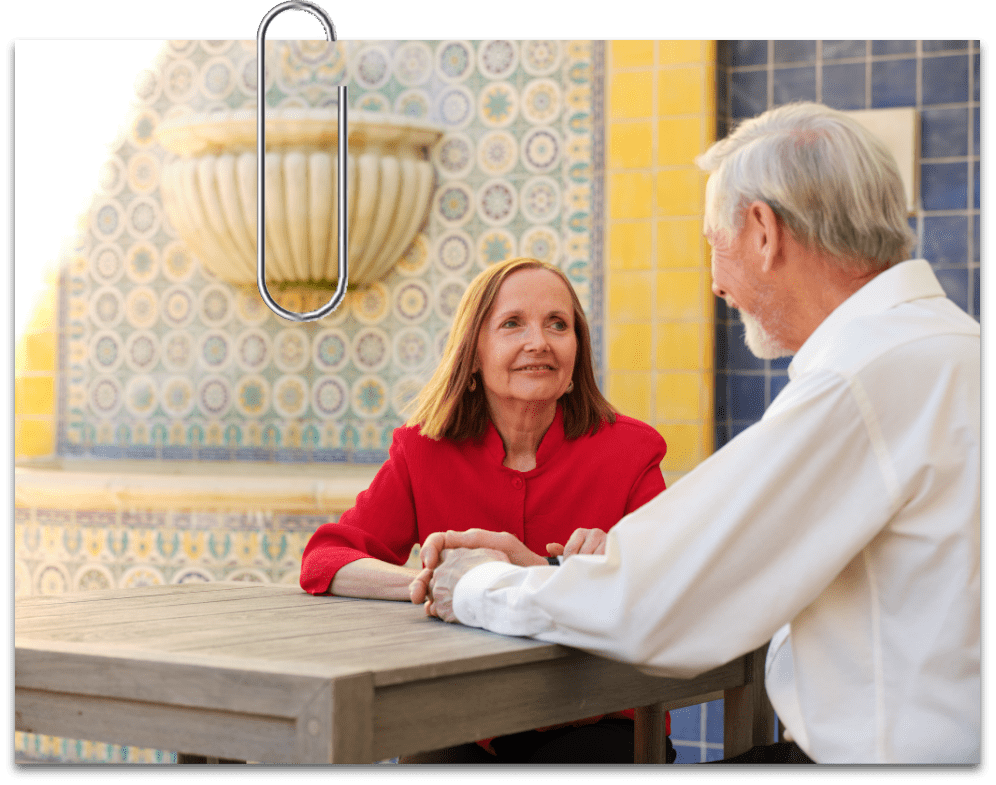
[501,319,518,328]
[551,320,568,330]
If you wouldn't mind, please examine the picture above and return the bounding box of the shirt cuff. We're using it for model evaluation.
[452,561,524,628]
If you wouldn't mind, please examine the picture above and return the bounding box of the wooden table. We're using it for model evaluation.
[15,582,773,764]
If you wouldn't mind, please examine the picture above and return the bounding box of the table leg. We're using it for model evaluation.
[633,702,668,763]
[722,643,774,758]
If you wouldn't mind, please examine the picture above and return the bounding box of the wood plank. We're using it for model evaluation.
[15,687,302,764]
[633,702,668,763]
[723,644,774,757]
[330,672,375,763]
[370,655,746,760]
[15,644,350,715]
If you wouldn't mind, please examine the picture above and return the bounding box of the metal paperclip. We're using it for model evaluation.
[257,1,348,321]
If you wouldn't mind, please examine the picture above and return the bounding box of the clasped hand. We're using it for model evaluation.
[409,527,607,622]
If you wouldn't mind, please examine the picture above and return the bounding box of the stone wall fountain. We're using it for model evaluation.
[156,108,443,288]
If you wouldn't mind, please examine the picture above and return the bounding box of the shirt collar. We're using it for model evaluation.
[788,259,947,380]
[483,404,566,471]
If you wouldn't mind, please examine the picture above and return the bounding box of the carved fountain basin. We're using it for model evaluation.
[156,108,443,287]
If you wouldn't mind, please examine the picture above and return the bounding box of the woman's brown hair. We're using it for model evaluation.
[405,257,617,441]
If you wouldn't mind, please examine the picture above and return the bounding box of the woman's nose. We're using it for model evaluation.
[523,324,550,351]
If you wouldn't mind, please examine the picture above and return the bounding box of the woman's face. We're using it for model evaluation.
[474,268,578,409]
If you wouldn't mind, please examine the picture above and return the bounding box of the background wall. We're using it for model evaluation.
[714,40,982,446]
[14,39,603,464]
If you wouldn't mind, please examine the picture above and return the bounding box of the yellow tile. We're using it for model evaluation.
[608,121,654,169]
[607,272,653,322]
[22,331,57,372]
[657,116,704,167]
[15,376,55,417]
[657,322,704,370]
[656,169,705,216]
[656,372,707,421]
[608,221,653,271]
[658,423,704,473]
[656,270,704,321]
[609,70,654,119]
[609,172,654,220]
[607,372,652,421]
[658,219,706,269]
[658,65,705,116]
[16,418,55,459]
[608,322,653,371]
[611,40,655,69]
[658,40,705,66]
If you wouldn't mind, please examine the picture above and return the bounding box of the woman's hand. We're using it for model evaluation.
[545,527,607,560]
[420,529,548,571]
[413,547,510,621]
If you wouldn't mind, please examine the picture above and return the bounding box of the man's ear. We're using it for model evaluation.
[744,201,784,273]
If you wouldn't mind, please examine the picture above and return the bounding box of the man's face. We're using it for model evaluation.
[704,186,792,360]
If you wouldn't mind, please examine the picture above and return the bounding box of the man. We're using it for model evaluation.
[409,102,981,764]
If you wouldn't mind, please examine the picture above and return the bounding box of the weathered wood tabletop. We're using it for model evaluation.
[15,582,772,764]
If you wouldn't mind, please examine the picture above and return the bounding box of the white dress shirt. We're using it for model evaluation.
[453,259,980,764]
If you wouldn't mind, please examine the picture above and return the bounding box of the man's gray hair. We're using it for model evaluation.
[696,102,917,272]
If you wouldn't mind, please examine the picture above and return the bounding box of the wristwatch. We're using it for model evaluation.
[546,556,561,566]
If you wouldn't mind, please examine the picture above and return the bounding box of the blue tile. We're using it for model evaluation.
[705,699,725,744]
[921,107,969,158]
[822,40,866,60]
[717,41,733,67]
[973,161,980,210]
[823,63,866,110]
[770,374,790,404]
[973,54,980,101]
[731,420,757,438]
[972,268,980,320]
[920,162,968,210]
[922,40,969,52]
[731,69,768,119]
[727,321,767,371]
[770,355,791,371]
[672,742,702,764]
[773,66,816,105]
[730,374,767,420]
[922,54,970,105]
[773,40,816,64]
[922,216,968,265]
[669,704,701,741]
[972,107,980,156]
[714,370,729,419]
[731,40,769,67]
[972,215,980,263]
[715,322,731,368]
[871,59,916,108]
[715,422,730,450]
[872,40,915,56]
[704,746,726,762]
[933,267,970,312]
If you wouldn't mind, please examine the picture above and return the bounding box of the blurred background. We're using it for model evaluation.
[8,1,983,767]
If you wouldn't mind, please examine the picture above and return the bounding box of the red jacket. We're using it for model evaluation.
[300,407,667,594]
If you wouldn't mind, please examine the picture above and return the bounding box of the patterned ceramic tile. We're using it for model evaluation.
[57,40,604,464]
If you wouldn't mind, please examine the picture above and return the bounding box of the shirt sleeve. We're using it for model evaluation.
[452,370,897,678]
[299,432,420,595]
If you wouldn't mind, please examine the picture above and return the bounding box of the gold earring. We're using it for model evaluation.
[566,380,574,394]
[468,375,477,392]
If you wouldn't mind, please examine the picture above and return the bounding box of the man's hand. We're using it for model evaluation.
[545,527,607,560]
[413,547,509,622]
[420,529,548,572]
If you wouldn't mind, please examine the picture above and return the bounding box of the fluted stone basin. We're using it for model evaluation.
[156,108,442,287]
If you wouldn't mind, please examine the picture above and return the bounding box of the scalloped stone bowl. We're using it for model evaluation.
[156,108,443,287]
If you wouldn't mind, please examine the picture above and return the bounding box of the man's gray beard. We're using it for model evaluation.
[741,310,793,360]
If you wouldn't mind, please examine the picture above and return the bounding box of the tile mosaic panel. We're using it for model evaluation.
[57,40,605,464]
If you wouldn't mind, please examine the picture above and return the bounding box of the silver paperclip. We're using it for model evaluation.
[257,1,348,321]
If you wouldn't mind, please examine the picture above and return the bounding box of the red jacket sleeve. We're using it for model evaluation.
[617,417,668,515]
[299,431,420,595]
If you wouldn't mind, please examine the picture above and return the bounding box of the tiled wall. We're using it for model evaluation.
[715,40,982,445]
[14,39,603,464]
[604,41,716,486]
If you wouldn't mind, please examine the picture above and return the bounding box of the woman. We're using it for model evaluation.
[300,257,673,763]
